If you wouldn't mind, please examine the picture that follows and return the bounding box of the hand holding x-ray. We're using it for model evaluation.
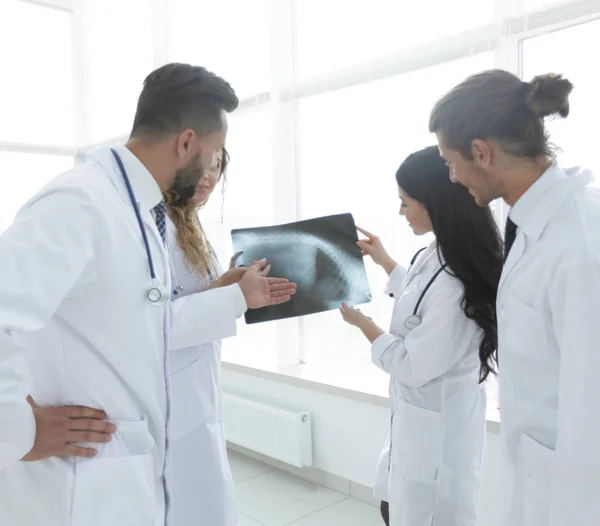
[355,226,398,276]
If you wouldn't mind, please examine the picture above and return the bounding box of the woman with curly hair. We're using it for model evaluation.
[165,148,269,526]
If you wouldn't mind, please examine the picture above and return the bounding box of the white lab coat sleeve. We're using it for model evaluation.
[169,284,247,350]
[371,281,477,388]
[383,264,408,298]
[0,188,101,470]
[548,257,600,526]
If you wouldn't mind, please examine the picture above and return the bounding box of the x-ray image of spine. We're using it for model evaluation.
[231,213,372,324]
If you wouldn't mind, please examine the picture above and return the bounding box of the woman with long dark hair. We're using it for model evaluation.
[340,145,503,526]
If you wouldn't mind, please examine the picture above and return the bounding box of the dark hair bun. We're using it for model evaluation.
[525,73,573,119]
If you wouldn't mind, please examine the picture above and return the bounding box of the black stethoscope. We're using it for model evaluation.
[402,247,448,331]
[111,148,180,307]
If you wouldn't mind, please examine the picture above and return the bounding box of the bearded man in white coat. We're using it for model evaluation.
[0,62,296,526]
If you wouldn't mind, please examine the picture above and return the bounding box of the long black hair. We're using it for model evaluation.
[396,146,503,382]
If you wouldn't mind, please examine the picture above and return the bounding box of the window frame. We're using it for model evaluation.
[6,0,600,391]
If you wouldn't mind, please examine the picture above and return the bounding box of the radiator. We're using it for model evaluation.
[222,393,313,468]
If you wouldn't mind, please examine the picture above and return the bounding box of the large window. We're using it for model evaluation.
[82,0,154,143]
[81,0,599,398]
[5,0,597,400]
[0,1,75,234]
[294,0,494,79]
[168,0,271,98]
[0,1,73,145]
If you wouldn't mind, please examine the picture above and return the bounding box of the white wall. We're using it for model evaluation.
[222,368,500,526]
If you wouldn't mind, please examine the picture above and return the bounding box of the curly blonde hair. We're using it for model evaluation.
[164,148,229,282]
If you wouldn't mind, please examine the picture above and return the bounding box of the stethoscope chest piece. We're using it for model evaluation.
[404,315,422,331]
[147,280,169,306]
[402,247,448,332]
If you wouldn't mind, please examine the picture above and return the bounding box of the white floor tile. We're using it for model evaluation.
[238,514,266,526]
[229,449,276,483]
[235,469,347,526]
[277,461,350,495]
[287,498,382,526]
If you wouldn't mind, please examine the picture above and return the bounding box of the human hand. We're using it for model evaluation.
[356,226,397,275]
[238,260,297,309]
[21,396,115,461]
[339,301,371,328]
[211,258,271,289]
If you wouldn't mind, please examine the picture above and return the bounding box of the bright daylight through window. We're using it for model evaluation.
[2,0,599,408]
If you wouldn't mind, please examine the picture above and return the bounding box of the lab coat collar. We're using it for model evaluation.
[112,145,164,212]
[499,164,594,293]
[509,164,594,243]
[405,240,440,284]
[418,241,440,268]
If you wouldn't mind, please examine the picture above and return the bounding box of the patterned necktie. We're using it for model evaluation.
[153,202,167,245]
[504,217,517,261]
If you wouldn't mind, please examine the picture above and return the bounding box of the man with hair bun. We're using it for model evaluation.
[430,69,600,526]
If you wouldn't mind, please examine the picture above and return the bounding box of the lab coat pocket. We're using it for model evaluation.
[504,291,548,362]
[389,400,440,525]
[170,352,217,441]
[70,417,158,526]
[520,434,555,526]
[393,399,441,484]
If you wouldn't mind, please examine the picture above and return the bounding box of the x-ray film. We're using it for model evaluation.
[231,213,372,324]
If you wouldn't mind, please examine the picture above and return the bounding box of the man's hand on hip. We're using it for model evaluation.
[21,396,115,461]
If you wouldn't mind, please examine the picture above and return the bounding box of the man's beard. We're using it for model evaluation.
[171,153,204,204]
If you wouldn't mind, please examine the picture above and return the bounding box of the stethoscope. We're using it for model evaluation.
[111,148,181,306]
[402,247,448,331]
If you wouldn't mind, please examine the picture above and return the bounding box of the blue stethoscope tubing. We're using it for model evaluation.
[111,148,170,306]
[404,247,448,330]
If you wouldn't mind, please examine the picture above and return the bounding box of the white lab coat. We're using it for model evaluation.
[0,146,246,526]
[371,242,486,526]
[497,165,600,526]
[166,216,241,526]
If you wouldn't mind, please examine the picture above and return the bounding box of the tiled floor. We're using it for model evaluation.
[229,450,382,526]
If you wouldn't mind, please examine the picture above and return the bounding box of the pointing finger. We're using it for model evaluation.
[356,226,376,239]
